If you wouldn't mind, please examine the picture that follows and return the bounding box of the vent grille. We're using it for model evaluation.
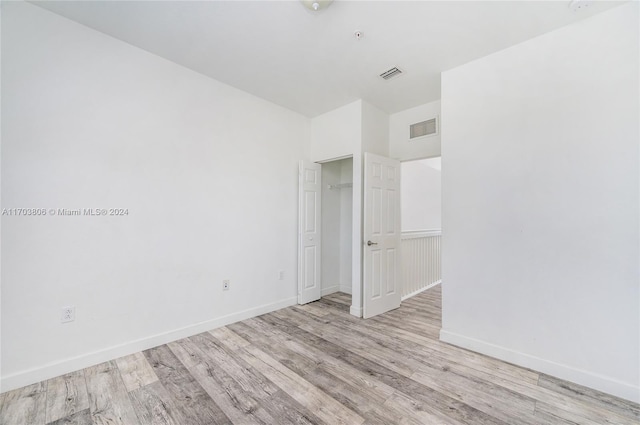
[410,118,438,139]
[380,67,403,80]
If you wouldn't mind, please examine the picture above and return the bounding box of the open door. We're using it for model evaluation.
[363,152,401,318]
[298,160,322,304]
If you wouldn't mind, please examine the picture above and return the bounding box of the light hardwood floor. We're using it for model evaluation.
[1,286,639,424]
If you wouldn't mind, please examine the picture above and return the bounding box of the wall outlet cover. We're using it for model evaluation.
[61,306,75,323]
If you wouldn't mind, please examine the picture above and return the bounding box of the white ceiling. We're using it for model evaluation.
[32,0,623,117]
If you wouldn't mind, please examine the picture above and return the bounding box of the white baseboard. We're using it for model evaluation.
[321,285,340,296]
[350,306,362,317]
[339,284,352,295]
[322,284,352,296]
[1,296,298,393]
[401,280,441,301]
[439,329,640,404]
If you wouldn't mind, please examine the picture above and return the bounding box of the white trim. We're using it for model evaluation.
[322,284,352,297]
[339,284,352,295]
[350,306,362,317]
[316,154,354,164]
[350,151,363,318]
[401,229,441,239]
[0,296,297,393]
[401,280,441,301]
[439,329,640,404]
[321,285,340,296]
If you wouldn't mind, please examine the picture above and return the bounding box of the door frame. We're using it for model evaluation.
[312,154,363,317]
[350,152,363,317]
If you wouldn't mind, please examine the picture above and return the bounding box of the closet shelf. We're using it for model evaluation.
[327,183,353,190]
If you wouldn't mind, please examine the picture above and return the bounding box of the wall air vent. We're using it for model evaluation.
[380,67,403,80]
[410,117,438,139]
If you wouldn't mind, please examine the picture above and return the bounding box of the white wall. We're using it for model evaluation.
[1,2,309,391]
[401,158,441,231]
[310,100,361,162]
[339,159,353,294]
[389,100,441,161]
[311,100,389,162]
[361,101,389,157]
[0,3,3,386]
[441,3,639,402]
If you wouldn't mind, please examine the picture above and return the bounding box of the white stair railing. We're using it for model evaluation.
[401,230,442,300]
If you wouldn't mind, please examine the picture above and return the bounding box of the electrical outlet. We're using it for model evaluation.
[223,280,230,291]
[278,270,285,281]
[569,0,593,12]
[61,306,75,323]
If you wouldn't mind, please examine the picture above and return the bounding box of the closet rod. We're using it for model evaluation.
[327,183,353,190]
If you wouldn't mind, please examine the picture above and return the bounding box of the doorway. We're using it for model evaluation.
[298,152,402,318]
[320,158,353,302]
[399,156,442,300]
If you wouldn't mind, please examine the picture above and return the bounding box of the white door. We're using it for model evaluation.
[298,160,322,304]
[363,152,401,318]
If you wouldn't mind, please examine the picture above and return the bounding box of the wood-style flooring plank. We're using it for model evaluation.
[187,331,280,398]
[444,359,637,425]
[128,380,187,425]
[0,382,47,425]
[237,318,403,423]
[322,309,539,387]
[228,319,397,404]
[169,334,277,425]
[316,310,534,419]
[533,400,639,425]
[538,373,640,421]
[143,345,231,425]
[84,361,141,425]
[323,292,351,306]
[207,327,251,351]
[259,313,508,425]
[259,389,324,425]
[383,391,463,425]
[115,352,159,392]
[235,344,365,425]
[293,302,331,318]
[409,366,541,425]
[274,304,535,401]
[296,319,423,377]
[45,370,89,424]
[46,408,92,425]
[315,297,350,313]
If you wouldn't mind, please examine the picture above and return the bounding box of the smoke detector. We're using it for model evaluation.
[301,0,334,11]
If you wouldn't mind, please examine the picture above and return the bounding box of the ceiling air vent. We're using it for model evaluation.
[380,67,403,80]
[410,117,438,139]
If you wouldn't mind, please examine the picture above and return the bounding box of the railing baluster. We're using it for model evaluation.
[400,230,442,300]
